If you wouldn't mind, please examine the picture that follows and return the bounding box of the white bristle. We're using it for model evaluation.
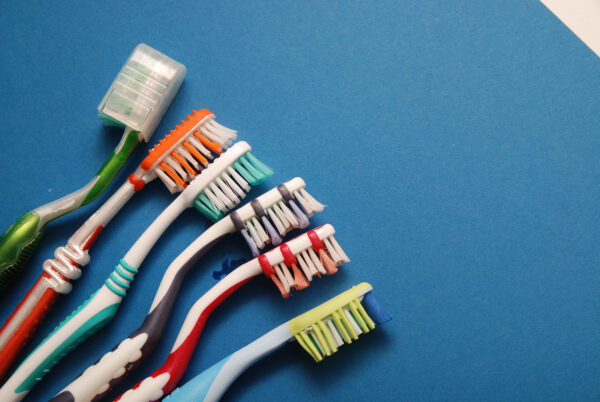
[278,200,299,228]
[177,146,201,170]
[246,220,265,249]
[155,169,180,194]
[188,135,214,159]
[266,207,286,235]
[293,191,314,217]
[204,187,226,211]
[221,172,245,199]
[275,264,292,294]
[228,167,250,192]
[323,238,341,263]
[308,247,327,275]
[165,156,189,182]
[325,318,344,347]
[152,115,238,193]
[215,177,238,204]
[200,125,229,146]
[209,119,237,135]
[280,262,294,289]
[343,307,362,336]
[296,252,313,281]
[329,235,350,262]
[272,202,291,230]
[300,249,319,277]
[209,182,234,209]
[300,188,325,212]
[251,216,269,244]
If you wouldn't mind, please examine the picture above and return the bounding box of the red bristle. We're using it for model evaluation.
[319,249,338,275]
[270,275,289,299]
[291,263,309,290]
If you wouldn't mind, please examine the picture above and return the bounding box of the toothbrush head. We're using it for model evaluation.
[185,141,274,220]
[288,282,391,362]
[229,177,326,256]
[140,109,238,193]
[98,44,186,141]
[258,224,349,298]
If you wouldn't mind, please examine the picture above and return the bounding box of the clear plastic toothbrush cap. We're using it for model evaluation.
[97,43,186,141]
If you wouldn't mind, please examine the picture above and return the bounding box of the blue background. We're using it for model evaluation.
[1,1,599,401]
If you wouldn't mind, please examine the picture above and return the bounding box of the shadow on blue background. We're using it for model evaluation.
[0,1,599,401]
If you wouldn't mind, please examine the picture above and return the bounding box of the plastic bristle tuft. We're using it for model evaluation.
[289,283,380,362]
[192,151,273,221]
[236,183,326,256]
[265,231,346,298]
[140,109,237,193]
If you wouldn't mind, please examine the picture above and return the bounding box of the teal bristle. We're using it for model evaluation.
[193,152,273,221]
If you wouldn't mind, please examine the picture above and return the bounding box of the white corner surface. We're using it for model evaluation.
[541,0,600,58]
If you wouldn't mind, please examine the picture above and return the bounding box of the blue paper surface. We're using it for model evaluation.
[0,1,599,401]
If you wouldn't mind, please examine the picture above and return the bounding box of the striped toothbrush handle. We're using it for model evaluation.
[117,272,255,402]
[0,128,141,290]
[0,261,135,401]
[166,323,290,402]
[53,229,230,402]
[0,274,59,381]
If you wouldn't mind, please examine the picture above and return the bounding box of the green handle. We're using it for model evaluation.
[0,211,45,290]
[80,129,141,206]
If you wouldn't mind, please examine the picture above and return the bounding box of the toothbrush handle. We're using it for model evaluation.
[0,275,58,380]
[166,324,290,402]
[117,271,257,402]
[0,128,141,291]
[0,286,122,400]
[53,225,232,402]
[0,211,45,290]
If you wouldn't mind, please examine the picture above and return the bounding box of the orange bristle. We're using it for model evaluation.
[270,275,289,299]
[194,132,223,154]
[159,162,186,188]
[291,263,310,290]
[171,151,196,176]
[182,141,209,166]
[140,109,213,171]
[319,249,338,275]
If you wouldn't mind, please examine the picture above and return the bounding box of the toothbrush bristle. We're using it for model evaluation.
[232,185,325,257]
[260,230,349,299]
[141,109,238,193]
[192,152,274,221]
[294,295,378,362]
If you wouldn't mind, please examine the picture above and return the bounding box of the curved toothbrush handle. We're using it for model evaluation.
[166,324,291,402]
[0,286,122,400]
[0,275,59,381]
[118,272,257,401]
[0,211,45,290]
[54,228,231,402]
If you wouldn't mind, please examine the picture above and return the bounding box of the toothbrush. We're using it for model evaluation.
[0,109,235,381]
[0,43,185,290]
[164,282,389,402]
[54,178,325,402]
[117,223,349,402]
[0,140,273,401]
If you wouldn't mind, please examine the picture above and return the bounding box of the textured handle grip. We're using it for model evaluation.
[0,275,58,381]
[1,288,120,397]
[51,330,150,402]
[0,211,44,290]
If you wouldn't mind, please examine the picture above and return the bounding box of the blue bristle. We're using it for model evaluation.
[362,292,392,325]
